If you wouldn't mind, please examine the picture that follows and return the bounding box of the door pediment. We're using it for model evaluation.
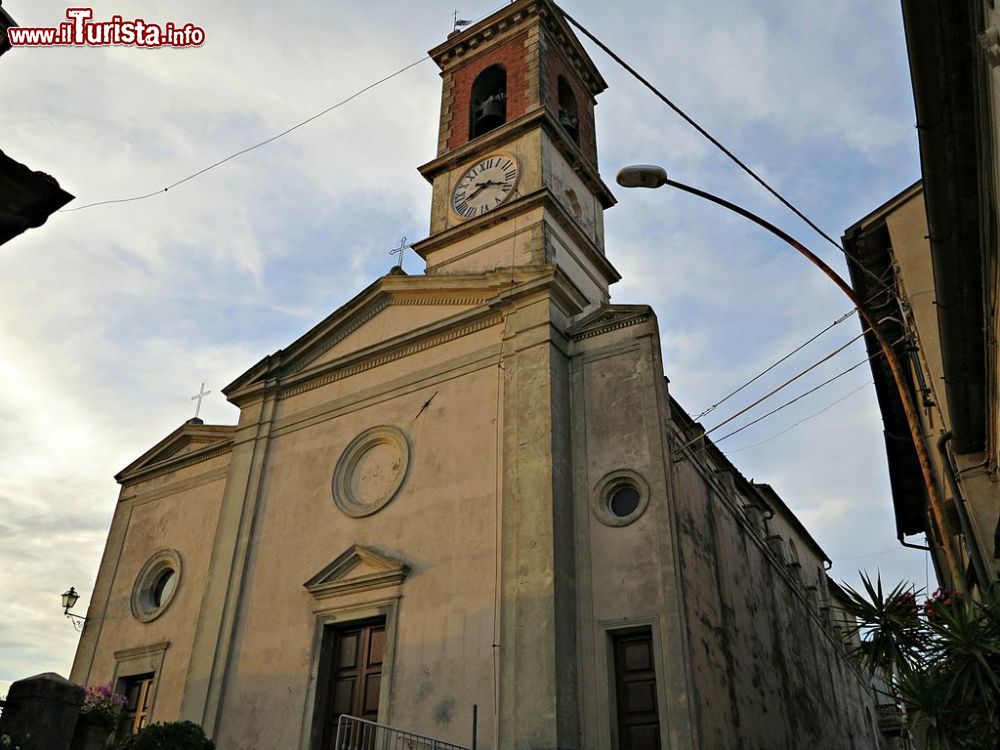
[303,545,409,600]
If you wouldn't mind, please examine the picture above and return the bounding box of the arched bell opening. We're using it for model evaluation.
[557,75,580,144]
[470,65,507,139]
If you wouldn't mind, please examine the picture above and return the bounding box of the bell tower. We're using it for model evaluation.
[413,0,619,309]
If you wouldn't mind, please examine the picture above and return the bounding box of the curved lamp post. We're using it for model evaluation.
[616,165,962,586]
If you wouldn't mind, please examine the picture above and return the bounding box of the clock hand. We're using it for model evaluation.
[469,180,505,198]
[468,181,494,199]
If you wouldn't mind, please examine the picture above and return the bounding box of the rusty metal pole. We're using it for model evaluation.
[661,178,964,586]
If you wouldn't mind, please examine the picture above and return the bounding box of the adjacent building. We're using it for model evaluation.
[844,0,1000,593]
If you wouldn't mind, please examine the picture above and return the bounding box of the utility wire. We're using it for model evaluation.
[834,546,910,562]
[725,381,871,454]
[694,307,856,421]
[694,262,897,427]
[61,56,430,212]
[559,9,892,295]
[712,348,886,445]
[703,328,870,438]
[61,1,530,213]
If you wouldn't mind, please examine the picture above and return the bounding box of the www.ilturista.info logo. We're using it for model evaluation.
[7,8,205,48]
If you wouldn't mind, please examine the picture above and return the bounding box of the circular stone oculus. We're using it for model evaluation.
[332,425,410,518]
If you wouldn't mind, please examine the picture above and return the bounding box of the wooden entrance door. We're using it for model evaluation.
[612,629,661,750]
[319,619,385,750]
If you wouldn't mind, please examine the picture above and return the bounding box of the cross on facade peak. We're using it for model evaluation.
[191,382,210,419]
[388,236,413,271]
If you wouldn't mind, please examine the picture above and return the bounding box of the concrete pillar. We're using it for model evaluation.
[0,672,84,750]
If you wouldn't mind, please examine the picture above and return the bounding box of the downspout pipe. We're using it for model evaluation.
[937,431,990,587]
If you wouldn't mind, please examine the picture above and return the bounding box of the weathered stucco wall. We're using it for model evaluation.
[671,441,880,750]
[70,449,231,725]
[210,323,505,750]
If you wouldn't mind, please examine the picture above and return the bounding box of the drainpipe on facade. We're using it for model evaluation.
[937,431,991,588]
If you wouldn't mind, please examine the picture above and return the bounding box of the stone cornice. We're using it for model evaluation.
[114,642,170,660]
[116,422,236,485]
[226,268,579,406]
[417,107,615,207]
[224,273,524,400]
[117,440,234,486]
[276,309,505,401]
[427,0,606,95]
[413,186,620,287]
[567,304,653,341]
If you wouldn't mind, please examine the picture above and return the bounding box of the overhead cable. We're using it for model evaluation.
[725,381,871,454]
[559,9,893,295]
[694,307,857,421]
[712,349,886,445]
[703,328,871,438]
[61,56,430,212]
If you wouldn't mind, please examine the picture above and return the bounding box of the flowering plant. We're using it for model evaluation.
[79,684,128,730]
[923,586,963,621]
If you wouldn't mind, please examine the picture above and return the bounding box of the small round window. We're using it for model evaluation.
[592,470,650,527]
[609,485,641,518]
[131,550,182,622]
[152,569,176,607]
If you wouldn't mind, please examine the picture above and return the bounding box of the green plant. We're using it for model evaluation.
[841,573,1000,749]
[79,684,128,731]
[115,721,215,750]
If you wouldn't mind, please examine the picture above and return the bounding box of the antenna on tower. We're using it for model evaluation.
[453,11,471,33]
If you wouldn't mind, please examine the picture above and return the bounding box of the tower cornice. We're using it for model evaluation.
[428,0,607,96]
[417,106,615,208]
[411,186,621,287]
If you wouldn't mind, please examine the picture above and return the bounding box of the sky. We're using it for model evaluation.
[0,0,931,697]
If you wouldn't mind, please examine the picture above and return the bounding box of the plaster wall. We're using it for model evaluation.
[671,447,880,750]
[885,191,951,427]
[568,314,695,750]
[541,131,604,249]
[424,209,548,275]
[212,325,504,750]
[70,452,230,725]
[313,303,482,367]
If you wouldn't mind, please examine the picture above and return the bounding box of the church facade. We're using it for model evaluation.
[70,2,882,748]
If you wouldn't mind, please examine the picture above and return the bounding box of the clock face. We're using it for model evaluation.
[451,154,519,220]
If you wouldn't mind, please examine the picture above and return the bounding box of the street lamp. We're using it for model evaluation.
[616,164,963,586]
[61,586,87,632]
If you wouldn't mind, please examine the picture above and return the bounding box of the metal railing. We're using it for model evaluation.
[334,715,471,750]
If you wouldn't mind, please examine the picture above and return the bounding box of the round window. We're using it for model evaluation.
[131,549,182,622]
[591,470,650,527]
[152,569,177,608]
[609,485,641,518]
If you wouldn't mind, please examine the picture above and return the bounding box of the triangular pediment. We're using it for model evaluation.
[303,545,409,600]
[116,420,236,483]
[567,304,653,341]
[223,272,521,401]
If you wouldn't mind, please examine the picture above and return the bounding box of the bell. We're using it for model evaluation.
[473,95,506,135]
[559,111,579,141]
